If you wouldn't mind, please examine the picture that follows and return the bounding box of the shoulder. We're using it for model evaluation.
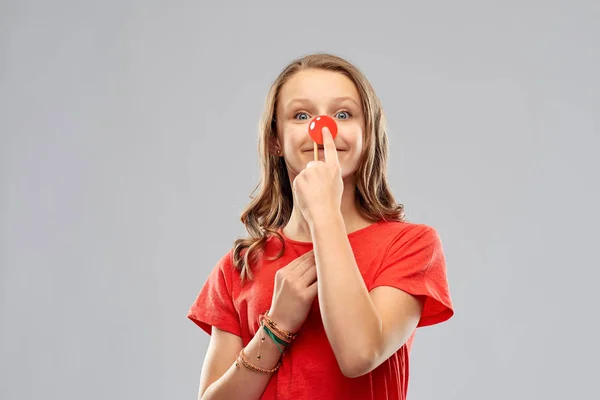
[218,248,235,269]
[370,220,440,245]
[372,221,444,266]
[350,220,441,265]
[205,248,239,289]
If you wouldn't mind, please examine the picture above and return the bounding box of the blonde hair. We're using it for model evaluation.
[232,53,405,281]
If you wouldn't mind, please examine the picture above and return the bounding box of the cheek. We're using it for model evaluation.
[341,125,364,153]
[281,125,307,149]
[353,131,364,152]
[338,126,364,174]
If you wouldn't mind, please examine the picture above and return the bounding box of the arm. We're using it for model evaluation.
[198,327,282,400]
[310,215,424,378]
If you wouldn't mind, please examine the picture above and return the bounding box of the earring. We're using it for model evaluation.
[276,149,281,155]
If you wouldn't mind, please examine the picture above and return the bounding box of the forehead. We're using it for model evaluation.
[278,69,361,106]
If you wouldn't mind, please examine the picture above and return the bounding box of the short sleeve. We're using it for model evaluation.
[372,225,454,327]
[187,251,242,337]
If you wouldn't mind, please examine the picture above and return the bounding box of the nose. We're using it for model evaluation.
[308,115,338,145]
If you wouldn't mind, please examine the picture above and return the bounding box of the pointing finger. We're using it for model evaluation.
[321,127,339,166]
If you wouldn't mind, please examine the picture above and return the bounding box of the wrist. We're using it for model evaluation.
[308,211,344,233]
[266,309,296,334]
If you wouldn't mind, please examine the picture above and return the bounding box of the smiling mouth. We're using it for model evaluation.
[303,147,344,152]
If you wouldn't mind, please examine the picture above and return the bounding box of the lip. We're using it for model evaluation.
[302,148,345,152]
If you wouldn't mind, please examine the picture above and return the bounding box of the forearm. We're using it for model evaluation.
[310,215,382,376]
[202,327,282,400]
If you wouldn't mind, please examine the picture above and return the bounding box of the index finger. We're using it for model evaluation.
[322,127,339,166]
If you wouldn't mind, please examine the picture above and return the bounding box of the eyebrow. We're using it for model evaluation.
[284,96,361,109]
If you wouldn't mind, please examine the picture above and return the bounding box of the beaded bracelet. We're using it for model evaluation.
[235,348,281,374]
[263,325,287,354]
[261,311,297,343]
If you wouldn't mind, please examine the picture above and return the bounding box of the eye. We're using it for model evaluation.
[293,112,310,121]
[335,111,351,120]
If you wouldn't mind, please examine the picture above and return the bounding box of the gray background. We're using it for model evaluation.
[1,1,599,399]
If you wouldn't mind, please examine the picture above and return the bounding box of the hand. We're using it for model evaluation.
[268,250,318,334]
[292,127,343,226]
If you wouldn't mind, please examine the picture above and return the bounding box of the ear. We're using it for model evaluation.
[268,137,282,156]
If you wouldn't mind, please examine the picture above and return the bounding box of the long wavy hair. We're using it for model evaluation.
[232,53,406,281]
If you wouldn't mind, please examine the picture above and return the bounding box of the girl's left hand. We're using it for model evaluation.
[292,127,344,226]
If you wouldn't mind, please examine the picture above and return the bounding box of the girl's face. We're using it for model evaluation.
[275,68,365,181]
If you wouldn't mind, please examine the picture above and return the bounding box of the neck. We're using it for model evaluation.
[283,177,368,243]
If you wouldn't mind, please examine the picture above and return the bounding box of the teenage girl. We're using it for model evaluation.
[188,53,454,400]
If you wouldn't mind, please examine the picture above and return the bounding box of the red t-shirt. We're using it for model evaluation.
[188,220,454,400]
